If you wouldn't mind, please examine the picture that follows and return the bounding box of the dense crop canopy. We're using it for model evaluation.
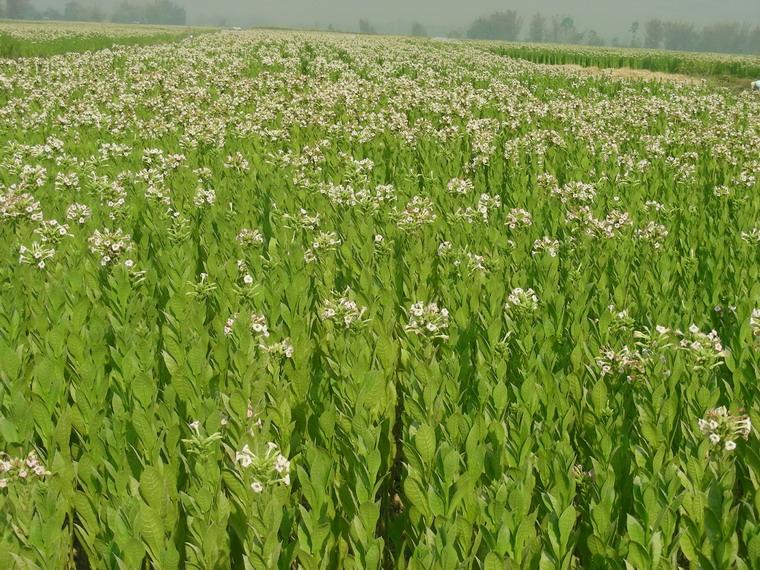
[0,28,759,569]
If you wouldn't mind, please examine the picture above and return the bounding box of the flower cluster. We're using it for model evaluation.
[193,187,216,207]
[698,407,752,452]
[551,181,596,204]
[0,451,50,488]
[454,251,488,274]
[596,345,646,381]
[65,202,92,225]
[283,208,320,231]
[504,287,539,316]
[186,272,216,300]
[250,313,270,338]
[447,178,474,195]
[224,152,250,173]
[712,185,731,198]
[224,313,238,336]
[0,189,42,221]
[677,324,729,369]
[405,302,450,339]
[54,171,79,192]
[437,241,453,257]
[320,291,368,329]
[236,259,254,286]
[234,442,291,492]
[751,309,760,340]
[565,207,632,239]
[635,221,669,249]
[88,228,134,266]
[304,231,341,263]
[532,236,560,257]
[607,304,635,334]
[319,182,395,210]
[397,196,437,230]
[264,338,295,359]
[740,228,760,245]
[506,208,532,230]
[237,227,264,246]
[34,219,70,244]
[19,242,56,269]
[453,193,502,224]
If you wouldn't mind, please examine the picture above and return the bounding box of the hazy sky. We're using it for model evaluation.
[36,0,760,37]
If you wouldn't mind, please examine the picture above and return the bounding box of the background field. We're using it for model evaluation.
[0,24,759,569]
[0,20,213,57]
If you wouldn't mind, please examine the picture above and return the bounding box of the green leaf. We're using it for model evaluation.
[626,515,646,546]
[403,478,430,519]
[139,466,166,509]
[558,505,576,549]
[138,504,166,552]
[0,418,19,443]
[591,380,607,414]
[484,552,503,570]
[415,424,436,465]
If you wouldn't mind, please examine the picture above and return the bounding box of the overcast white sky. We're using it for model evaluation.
[35,0,760,37]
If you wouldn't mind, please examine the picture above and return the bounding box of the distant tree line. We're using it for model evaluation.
[0,0,186,26]
[462,11,760,55]
[641,20,759,54]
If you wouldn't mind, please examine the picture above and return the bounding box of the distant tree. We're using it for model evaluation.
[746,26,760,55]
[528,13,546,43]
[6,0,32,19]
[64,2,105,22]
[547,16,561,42]
[410,21,428,37]
[560,17,578,43]
[41,8,64,20]
[467,11,523,41]
[586,30,605,46]
[144,1,186,25]
[663,21,698,51]
[644,19,664,48]
[700,23,743,53]
[358,19,376,34]
[63,2,82,20]
[546,16,583,44]
[112,2,144,24]
[630,21,640,47]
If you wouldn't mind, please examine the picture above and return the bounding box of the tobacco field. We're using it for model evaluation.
[0,27,759,569]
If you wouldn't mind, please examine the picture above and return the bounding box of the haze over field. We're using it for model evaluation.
[32,0,760,37]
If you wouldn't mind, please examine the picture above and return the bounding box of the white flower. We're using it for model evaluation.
[709,433,721,445]
[243,274,254,285]
[235,445,254,468]
[251,481,264,493]
[724,440,737,451]
[274,454,290,474]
